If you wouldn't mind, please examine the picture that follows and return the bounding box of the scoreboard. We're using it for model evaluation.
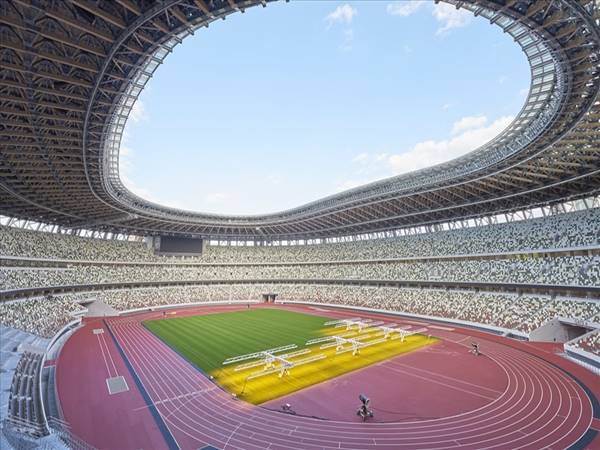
[154,236,204,255]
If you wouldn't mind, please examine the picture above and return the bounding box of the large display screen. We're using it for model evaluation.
[158,236,203,254]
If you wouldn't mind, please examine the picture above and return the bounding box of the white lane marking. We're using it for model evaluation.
[99,331,119,376]
[385,360,504,395]
[223,423,241,450]
[429,325,455,331]
[381,364,497,401]
[133,388,217,411]
[103,314,590,450]
[96,332,113,378]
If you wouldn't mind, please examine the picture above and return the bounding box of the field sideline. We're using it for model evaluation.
[144,308,437,404]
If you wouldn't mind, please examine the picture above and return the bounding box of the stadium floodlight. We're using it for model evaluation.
[324,317,363,326]
[336,319,383,333]
[222,344,298,366]
[320,334,372,350]
[359,320,385,331]
[306,336,337,346]
[369,323,408,339]
[335,337,389,356]
[308,323,429,356]
[233,348,311,372]
[329,318,385,332]
[375,324,398,335]
[224,344,327,380]
[331,329,360,339]
[233,358,274,372]
[384,327,429,343]
[246,353,327,380]
[307,334,374,355]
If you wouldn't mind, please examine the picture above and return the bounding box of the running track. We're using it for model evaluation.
[57,304,599,449]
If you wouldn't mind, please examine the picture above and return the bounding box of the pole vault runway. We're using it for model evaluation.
[57,304,598,450]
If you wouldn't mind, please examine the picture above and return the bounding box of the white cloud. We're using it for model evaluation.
[337,152,392,192]
[433,2,473,34]
[388,115,514,175]
[119,143,188,209]
[442,103,451,111]
[325,4,357,27]
[325,4,357,52]
[119,144,132,159]
[519,87,529,97]
[129,100,147,123]
[386,1,427,17]
[204,192,228,203]
[353,152,389,164]
[335,178,377,193]
[341,28,354,52]
[352,152,369,163]
[118,145,145,198]
[498,75,508,84]
[336,179,362,192]
[343,117,512,182]
[451,115,487,135]
[267,174,282,185]
[387,2,472,35]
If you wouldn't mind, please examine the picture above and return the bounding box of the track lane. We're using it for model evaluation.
[99,304,595,450]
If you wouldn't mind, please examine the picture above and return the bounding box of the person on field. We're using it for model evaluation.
[357,394,374,421]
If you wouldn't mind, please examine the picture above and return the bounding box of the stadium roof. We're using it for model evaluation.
[1,0,599,240]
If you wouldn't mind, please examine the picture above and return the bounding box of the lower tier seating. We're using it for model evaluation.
[569,331,600,356]
[1,285,597,348]
[7,351,46,437]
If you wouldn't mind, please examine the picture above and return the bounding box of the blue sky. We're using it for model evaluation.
[121,0,530,215]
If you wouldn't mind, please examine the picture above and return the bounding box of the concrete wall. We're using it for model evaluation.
[529,318,588,343]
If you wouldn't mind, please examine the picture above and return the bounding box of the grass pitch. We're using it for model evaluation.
[144,308,437,404]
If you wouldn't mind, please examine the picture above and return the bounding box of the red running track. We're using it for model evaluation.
[261,337,507,422]
[56,317,167,449]
[56,304,599,450]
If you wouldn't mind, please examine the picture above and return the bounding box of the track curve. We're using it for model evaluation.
[99,305,594,450]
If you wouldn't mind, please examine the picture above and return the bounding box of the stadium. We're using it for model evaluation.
[0,0,599,449]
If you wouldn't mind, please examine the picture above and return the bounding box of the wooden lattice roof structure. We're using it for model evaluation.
[1,0,599,239]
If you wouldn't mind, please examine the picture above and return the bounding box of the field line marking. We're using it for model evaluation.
[163,391,207,420]
[96,333,113,378]
[100,332,119,376]
[382,364,497,401]
[133,387,218,412]
[386,361,504,395]
[104,320,181,450]
[223,423,241,450]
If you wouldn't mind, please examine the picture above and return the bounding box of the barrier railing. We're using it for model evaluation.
[39,319,83,435]
[564,345,600,376]
[0,417,98,450]
[47,418,97,450]
[277,300,529,339]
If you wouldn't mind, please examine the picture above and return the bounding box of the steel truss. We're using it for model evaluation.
[0,0,599,240]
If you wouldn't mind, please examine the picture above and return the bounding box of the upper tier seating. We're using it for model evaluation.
[1,209,597,349]
[1,209,598,263]
[2,254,599,292]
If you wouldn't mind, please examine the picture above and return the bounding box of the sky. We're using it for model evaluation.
[121,0,530,215]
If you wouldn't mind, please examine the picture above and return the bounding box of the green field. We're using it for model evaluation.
[144,308,329,373]
[144,308,437,404]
